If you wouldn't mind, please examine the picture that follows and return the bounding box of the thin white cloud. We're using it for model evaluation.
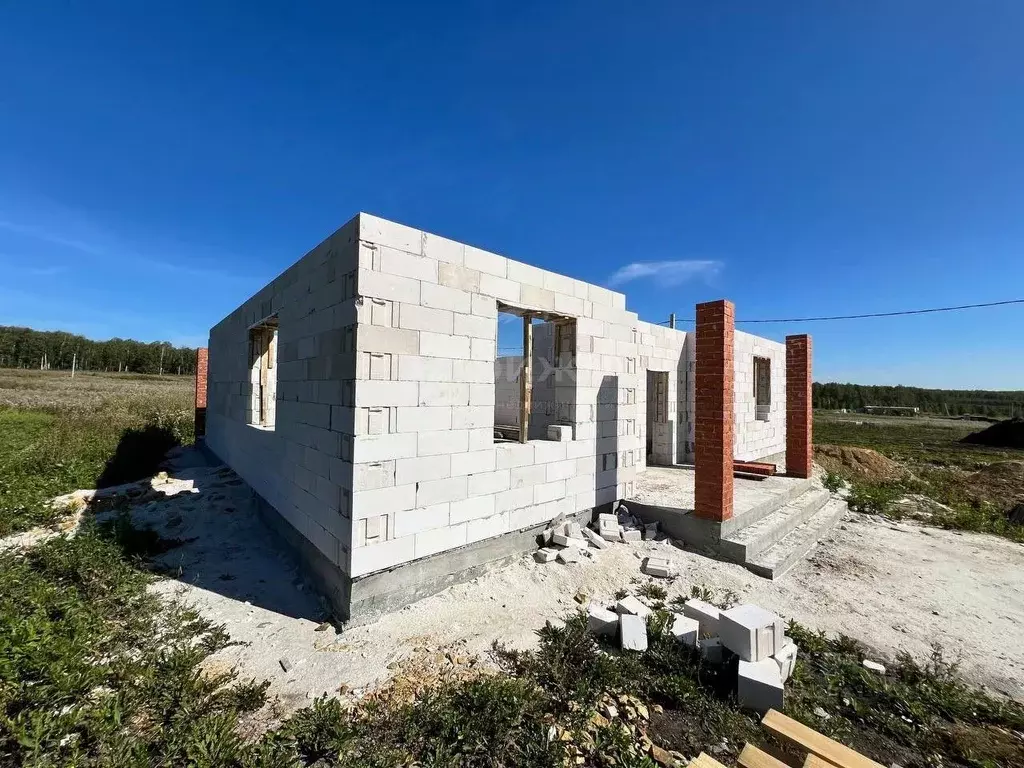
[607,259,721,288]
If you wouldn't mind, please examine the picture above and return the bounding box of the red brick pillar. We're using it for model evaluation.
[694,300,735,522]
[194,347,208,439]
[786,335,812,478]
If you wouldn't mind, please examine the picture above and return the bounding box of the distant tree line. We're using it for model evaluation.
[0,326,198,376]
[814,382,1024,418]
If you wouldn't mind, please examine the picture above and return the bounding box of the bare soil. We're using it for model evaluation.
[814,444,908,482]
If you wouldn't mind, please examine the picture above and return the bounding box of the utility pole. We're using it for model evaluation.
[159,344,165,376]
[669,313,676,330]
[71,352,76,379]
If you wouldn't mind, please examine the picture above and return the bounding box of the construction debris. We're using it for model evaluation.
[616,595,652,618]
[582,591,802,715]
[534,507,674,580]
[718,604,786,662]
[534,548,558,563]
[862,659,886,674]
[682,599,721,637]
[619,613,648,651]
[641,556,675,578]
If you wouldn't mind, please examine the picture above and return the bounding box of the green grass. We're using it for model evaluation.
[0,517,269,767]
[0,370,194,536]
[816,413,1024,542]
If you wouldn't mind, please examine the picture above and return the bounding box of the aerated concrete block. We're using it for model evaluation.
[557,548,580,564]
[738,659,784,713]
[620,529,642,542]
[598,513,617,527]
[773,639,798,682]
[547,424,573,441]
[719,604,786,662]
[587,603,619,636]
[615,595,652,618]
[552,533,588,548]
[581,527,609,549]
[682,599,721,637]
[565,521,582,539]
[534,548,558,563]
[643,523,659,540]
[670,614,699,647]
[619,613,648,652]
[641,557,674,578]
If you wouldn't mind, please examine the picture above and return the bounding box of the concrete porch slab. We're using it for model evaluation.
[625,465,812,548]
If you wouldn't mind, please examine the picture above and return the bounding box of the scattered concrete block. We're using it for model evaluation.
[565,521,582,539]
[621,529,642,542]
[619,613,648,652]
[643,523,659,540]
[587,603,619,636]
[279,657,293,673]
[552,533,588,548]
[557,548,580,564]
[670,614,699,647]
[541,528,554,544]
[641,556,674,578]
[599,529,621,542]
[863,659,886,674]
[682,599,721,637]
[582,527,609,549]
[598,513,617,527]
[738,659,784,713]
[719,604,786,662]
[615,595,652,618]
[699,637,724,663]
[547,424,573,441]
[773,640,798,682]
[534,548,558,563]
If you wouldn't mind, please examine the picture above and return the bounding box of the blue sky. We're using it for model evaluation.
[1,2,1022,388]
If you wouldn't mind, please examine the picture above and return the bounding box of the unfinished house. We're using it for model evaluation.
[202,213,830,621]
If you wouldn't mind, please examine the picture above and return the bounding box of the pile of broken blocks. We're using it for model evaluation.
[534,505,666,566]
[587,596,799,713]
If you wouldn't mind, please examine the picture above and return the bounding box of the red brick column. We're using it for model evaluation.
[786,335,812,478]
[694,300,735,522]
[194,347,208,439]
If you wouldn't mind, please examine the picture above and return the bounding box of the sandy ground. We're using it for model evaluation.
[11,447,1024,720]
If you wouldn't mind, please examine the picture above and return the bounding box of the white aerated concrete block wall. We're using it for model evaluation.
[347,213,655,577]
[206,217,360,575]
[208,212,790,587]
[733,330,786,462]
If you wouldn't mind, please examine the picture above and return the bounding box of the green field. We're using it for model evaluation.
[815,412,1024,541]
[0,369,194,535]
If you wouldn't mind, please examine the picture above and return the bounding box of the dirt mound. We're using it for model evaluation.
[961,418,1024,449]
[964,461,1024,508]
[814,445,906,482]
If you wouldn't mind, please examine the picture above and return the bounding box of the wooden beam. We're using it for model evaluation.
[804,755,840,768]
[690,754,730,768]
[762,710,884,768]
[738,742,794,768]
[520,316,532,443]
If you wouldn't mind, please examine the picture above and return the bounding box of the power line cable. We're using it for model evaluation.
[655,298,1024,326]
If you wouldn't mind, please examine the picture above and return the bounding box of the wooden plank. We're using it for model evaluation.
[734,461,777,476]
[738,742,794,768]
[804,755,840,768]
[762,710,884,768]
[690,754,730,768]
[519,316,532,443]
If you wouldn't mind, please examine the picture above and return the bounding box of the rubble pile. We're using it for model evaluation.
[534,504,668,568]
[586,595,800,713]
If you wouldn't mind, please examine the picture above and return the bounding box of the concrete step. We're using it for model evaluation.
[744,497,849,580]
[719,478,812,538]
[719,487,831,563]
